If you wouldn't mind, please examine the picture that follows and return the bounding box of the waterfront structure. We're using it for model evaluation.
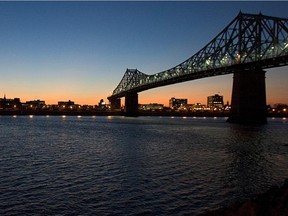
[169,97,188,110]
[81,105,94,111]
[58,100,81,111]
[0,95,21,110]
[207,94,224,109]
[98,99,108,110]
[140,103,164,111]
[191,103,206,111]
[107,12,288,124]
[271,104,288,114]
[25,100,46,110]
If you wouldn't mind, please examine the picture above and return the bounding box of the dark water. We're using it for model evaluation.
[1,115,288,215]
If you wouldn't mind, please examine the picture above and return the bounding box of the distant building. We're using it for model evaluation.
[81,105,94,111]
[139,103,164,111]
[25,100,45,110]
[49,104,60,111]
[207,94,224,108]
[169,97,188,110]
[58,100,79,110]
[191,103,206,111]
[273,103,288,113]
[97,99,108,110]
[0,95,22,110]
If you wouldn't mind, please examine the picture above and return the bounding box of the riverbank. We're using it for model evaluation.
[0,110,123,116]
[0,110,287,118]
[203,179,288,216]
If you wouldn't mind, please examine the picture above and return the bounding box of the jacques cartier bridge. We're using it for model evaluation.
[107,12,288,124]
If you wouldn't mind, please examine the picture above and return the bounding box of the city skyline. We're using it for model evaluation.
[0,93,226,107]
[0,2,288,106]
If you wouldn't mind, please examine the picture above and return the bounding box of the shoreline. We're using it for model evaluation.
[202,179,288,216]
[0,110,287,118]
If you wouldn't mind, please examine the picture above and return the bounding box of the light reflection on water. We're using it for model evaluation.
[0,116,288,215]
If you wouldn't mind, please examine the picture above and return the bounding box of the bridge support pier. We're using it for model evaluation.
[125,92,139,117]
[227,68,267,124]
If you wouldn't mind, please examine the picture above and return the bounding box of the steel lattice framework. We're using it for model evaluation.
[108,12,288,100]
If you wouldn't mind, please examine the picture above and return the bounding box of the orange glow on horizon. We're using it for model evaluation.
[2,88,287,107]
[1,68,288,107]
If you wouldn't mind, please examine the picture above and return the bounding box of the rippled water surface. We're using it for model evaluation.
[1,116,288,215]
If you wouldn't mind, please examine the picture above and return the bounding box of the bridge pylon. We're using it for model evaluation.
[227,68,267,124]
[124,92,139,117]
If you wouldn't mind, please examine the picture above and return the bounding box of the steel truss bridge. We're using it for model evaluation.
[108,12,288,123]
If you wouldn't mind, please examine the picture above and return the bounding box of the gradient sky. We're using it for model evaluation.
[0,1,287,106]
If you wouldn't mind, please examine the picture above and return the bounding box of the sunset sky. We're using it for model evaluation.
[0,1,287,106]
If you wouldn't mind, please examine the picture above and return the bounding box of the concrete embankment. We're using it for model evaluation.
[203,179,288,216]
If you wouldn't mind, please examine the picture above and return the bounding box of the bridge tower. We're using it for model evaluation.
[124,92,138,116]
[227,68,267,124]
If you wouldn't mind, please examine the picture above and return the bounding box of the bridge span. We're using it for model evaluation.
[107,12,288,124]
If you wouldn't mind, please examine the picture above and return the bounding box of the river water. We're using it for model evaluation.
[1,115,288,215]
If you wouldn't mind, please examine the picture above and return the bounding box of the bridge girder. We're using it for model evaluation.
[108,12,288,100]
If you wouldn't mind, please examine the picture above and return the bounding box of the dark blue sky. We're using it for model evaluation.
[0,1,287,105]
